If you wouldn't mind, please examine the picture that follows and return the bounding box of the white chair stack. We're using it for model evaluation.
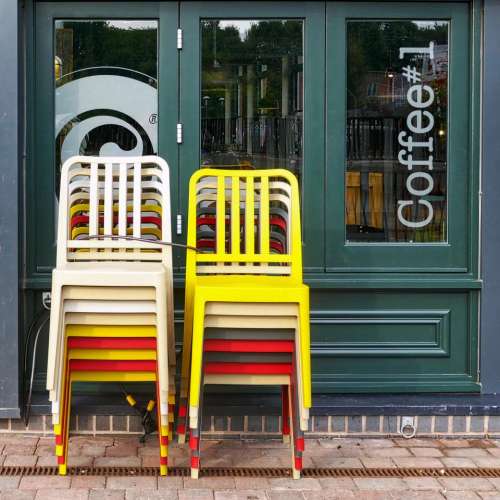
[46,155,175,475]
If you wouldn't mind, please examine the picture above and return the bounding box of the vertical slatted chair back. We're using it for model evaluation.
[57,155,172,266]
[187,169,302,281]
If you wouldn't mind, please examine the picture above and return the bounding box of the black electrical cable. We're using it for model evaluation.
[82,234,198,252]
[23,309,50,426]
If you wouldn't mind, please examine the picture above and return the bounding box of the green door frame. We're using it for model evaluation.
[178,1,326,273]
[28,1,179,288]
[325,2,475,276]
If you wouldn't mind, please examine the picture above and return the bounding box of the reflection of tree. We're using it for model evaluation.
[347,21,448,111]
[57,21,158,79]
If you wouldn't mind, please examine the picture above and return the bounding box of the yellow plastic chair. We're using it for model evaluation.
[178,169,311,450]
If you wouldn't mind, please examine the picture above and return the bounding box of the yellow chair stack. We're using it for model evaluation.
[177,169,311,479]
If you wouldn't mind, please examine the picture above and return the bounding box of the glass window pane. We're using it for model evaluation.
[200,20,304,185]
[346,21,448,243]
[55,20,158,191]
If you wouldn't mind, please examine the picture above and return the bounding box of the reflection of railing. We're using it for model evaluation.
[347,116,446,161]
[201,116,303,162]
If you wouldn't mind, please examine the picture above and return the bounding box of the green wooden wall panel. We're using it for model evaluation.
[309,289,479,392]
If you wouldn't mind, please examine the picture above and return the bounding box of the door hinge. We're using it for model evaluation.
[176,123,183,144]
[177,28,183,50]
[176,214,183,235]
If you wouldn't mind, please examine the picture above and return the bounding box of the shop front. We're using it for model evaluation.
[2,0,497,435]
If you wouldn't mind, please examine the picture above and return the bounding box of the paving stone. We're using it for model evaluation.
[3,455,37,467]
[482,478,500,489]
[233,479,271,490]
[265,492,304,500]
[472,458,500,468]
[439,440,472,448]
[302,492,358,500]
[71,476,106,489]
[178,490,214,500]
[105,445,139,458]
[360,439,395,448]
[80,445,106,457]
[141,455,160,467]
[366,447,411,458]
[267,478,321,491]
[311,456,363,469]
[37,455,93,467]
[0,477,21,489]
[394,439,440,448]
[403,477,442,490]
[0,437,38,447]
[353,478,407,490]
[390,492,445,500]
[214,490,267,500]
[34,489,89,500]
[442,492,481,500]
[35,445,53,457]
[438,478,493,491]
[89,491,125,500]
[124,490,177,500]
[445,448,490,458]
[157,476,183,489]
[410,447,444,457]
[319,438,361,449]
[317,478,356,489]
[392,457,444,468]
[360,457,397,468]
[184,478,236,490]
[106,477,156,490]
[441,457,478,468]
[70,436,114,447]
[94,457,141,467]
[19,476,71,490]
[479,493,500,499]
[0,491,36,500]
[2,445,35,456]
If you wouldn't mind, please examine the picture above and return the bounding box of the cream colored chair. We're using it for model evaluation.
[46,156,175,475]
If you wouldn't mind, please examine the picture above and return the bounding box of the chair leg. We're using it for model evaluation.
[188,296,206,430]
[177,286,194,443]
[290,367,304,480]
[281,385,290,444]
[189,372,205,479]
[56,360,71,476]
[156,381,168,476]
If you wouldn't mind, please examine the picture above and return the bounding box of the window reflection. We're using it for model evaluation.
[201,20,304,184]
[346,21,448,242]
[54,20,158,193]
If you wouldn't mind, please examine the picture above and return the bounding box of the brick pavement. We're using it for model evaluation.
[1,435,500,498]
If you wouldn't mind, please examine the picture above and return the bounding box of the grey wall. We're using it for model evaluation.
[481,0,500,393]
[0,0,20,416]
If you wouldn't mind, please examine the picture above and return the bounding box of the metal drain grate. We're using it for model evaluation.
[1,467,500,478]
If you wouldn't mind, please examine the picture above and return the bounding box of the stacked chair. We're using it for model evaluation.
[46,155,175,475]
[177,168,311,479]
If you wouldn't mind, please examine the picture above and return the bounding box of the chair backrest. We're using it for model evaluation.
[57,155,172,267]
[186,169,303,282]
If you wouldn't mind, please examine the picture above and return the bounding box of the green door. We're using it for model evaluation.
[29,1,179,285]
[177,1,326,272]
